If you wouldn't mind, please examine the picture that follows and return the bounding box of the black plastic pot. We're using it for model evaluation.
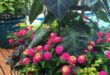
[0,17,25,48]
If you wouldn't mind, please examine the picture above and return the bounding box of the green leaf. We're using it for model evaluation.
[72,67,81,75]
[61,12,90,56]
[29,0,43,23]
[44,0,74,20]
[28,24,49,48]
[89,0,110,22]
[41,61,45,68]
[103,65,108,73]
[0,6,6,14]
[25,64,29,75]
[61,25,89,56]
[100,0,110,16]
[98,9,110,22]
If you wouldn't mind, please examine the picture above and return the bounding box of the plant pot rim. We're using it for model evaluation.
[0,16,25,24]
[0,14,26,21]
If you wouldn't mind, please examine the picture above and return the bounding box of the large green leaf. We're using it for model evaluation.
[60,12,90,56]
[29,0,110,22]
[89,0,110,22]
[100,0,110,16]
[43,0,74,20]
[61,25,89,56]
[29,0,43,23]
[98,9,110,22]
[28,25,49,48]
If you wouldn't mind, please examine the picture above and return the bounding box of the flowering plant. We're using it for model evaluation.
[7,32,110,75]
[96,31,110,50]
[7,26,34,48]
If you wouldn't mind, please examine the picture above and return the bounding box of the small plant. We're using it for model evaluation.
[96,31,110,50]
[0,0,25,20]
[8,26,34,48]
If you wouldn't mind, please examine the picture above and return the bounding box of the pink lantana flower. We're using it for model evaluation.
[14,32,19,36]
[61,65,71,75]
[9,38,14,45]
[106,32,110,38]
[44,44,50,51]
[47,38,55,45]
[19,29,27,36]
[23,58,30,65]
[50,32,57,39]
[54,37,62,43]
[33,52,43,64]
[35,45,43,51]
[44,52,52,61]
[61,52,70,61]
[68,56,77,65]
[106,37,110,42]
[97,31,104,37]
[88,45,93,51]
[78,55,87,64]
[99,71,108,75]
[55,45,64,55]
[96,38,103,44]
[89,41,95,46]
[28,72,32,75]
[107,51,110,59]
[28,49,35,57]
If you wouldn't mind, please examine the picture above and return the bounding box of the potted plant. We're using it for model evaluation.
[7,32,110,75]
[0,0,31,48]
[6,0,110,74]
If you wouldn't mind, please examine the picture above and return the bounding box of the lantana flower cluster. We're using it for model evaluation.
[8,27,34,48]
[96,31,110,59]
[96,31,110,43]
[79,31,110,75]
[19,32,89,75]
[8,32,110,75]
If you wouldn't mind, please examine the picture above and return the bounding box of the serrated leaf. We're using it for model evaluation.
[0,6,6,14]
